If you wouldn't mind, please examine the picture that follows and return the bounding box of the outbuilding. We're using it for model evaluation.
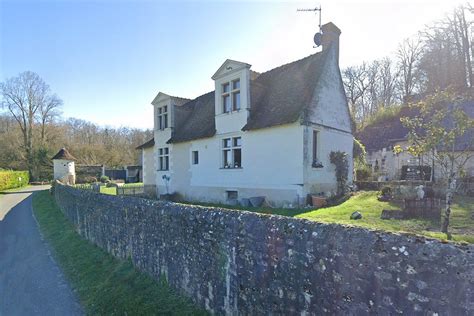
[52,148,76,185]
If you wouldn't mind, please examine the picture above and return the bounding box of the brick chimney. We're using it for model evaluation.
[321,22,341,62]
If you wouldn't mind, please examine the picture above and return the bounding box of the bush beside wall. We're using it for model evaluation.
[54,183,474,315]
[0,170,29,191]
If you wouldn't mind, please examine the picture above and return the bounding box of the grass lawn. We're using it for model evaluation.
[183,192,474,243]
[32,190,206,315]
[297,191,474,243]
[99,186,116,195]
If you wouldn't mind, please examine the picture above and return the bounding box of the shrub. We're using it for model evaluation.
[355,167,371,181]
[100,175,110,183]
[0,170,29,191]
[381,186,392,196]
[76,176,97,184]
[329,151,349,196]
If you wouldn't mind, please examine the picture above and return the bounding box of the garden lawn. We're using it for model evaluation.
[297,191,474,243]
[32,190,206,315]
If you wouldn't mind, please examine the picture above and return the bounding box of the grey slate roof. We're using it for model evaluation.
[135,138,155,150]
[356,100,474,152]
[167,50,330,143]
[168,92,216,143]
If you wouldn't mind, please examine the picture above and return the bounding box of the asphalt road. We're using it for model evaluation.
[0,186,83,316]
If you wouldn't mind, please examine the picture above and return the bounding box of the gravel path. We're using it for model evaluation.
[0,186,83,316]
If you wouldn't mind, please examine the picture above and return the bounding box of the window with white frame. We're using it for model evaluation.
[158,147,169,170]
[221,79,240,113]
[192,150,199,165]
[158,105,168,130]
[222,137,242,168]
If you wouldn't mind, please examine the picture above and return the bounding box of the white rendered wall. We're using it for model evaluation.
[53,159,75,184]
[303,125,353,196]
[142,147,156,186]
[167,123,305,206]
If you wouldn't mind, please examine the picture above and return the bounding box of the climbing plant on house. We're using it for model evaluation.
[330,151,349,196]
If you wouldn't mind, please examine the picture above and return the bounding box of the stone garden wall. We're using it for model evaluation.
[54,183,474,315]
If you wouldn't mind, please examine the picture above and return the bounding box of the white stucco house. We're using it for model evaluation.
[137,22,353,206]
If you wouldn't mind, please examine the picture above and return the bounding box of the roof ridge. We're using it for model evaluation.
[255,51,325,79]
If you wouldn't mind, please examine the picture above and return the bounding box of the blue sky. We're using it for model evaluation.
[0,0,464,129]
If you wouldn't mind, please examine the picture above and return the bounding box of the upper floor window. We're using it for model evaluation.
[158,147,169,171]
[222,79,240,113]
[158,106,168,130]
[222,136,242,168]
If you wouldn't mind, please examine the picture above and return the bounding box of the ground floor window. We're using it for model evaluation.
[226,190,238,200]
[192,151,199,165]
[222,136,242,168]
[158,147,169,171]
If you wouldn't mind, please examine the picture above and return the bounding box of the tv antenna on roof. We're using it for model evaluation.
[297,5,322,48]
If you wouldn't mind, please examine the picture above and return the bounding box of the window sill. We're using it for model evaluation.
[219,109,242,116]
[220,167,243,170]
[157,169,170,172]
[312,162,324,169]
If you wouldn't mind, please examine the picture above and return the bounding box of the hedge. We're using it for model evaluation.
[0,170,29,191]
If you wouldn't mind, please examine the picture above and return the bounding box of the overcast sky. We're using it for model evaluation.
[0,0,467,129]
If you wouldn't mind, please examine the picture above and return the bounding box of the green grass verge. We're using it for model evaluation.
[32,190,207,315]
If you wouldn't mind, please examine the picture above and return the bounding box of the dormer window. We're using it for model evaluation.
[222,79,240,113]
[158,105,168,130]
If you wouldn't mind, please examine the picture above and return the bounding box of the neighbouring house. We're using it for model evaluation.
[137,22,353,206]
[356,99,474,182]
[52,148,76,185]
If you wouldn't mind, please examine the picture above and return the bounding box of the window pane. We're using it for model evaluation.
[223,95,231,113]
[223,149,231,167]
[164,147,169,155]
[232,80,240,90]
[163,105,167,113]
[159,157,163,170]
[233,137,241,147]
[227,190,238,200]
[233,148,241,168]
[222,83,230,93]
[223,138,231,148]
[165,156,169,170]
[192,151,199,164]
[158,116,162,130]
[164,114,168,128]
[233,91,240,111]
[313,131,318,162]
[159,148,163,155]
[158,108,162,114]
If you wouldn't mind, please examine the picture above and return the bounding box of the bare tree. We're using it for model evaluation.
[38,94,62,143]
[419,4,473,91]
[0,71,62,178]
[342,64,369,123]
[397,37,423,99]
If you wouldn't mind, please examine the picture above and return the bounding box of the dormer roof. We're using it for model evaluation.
[151,92,190,106]
[211,59,251,80]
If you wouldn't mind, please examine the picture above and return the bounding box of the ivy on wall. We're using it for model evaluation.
[329,151,349,196]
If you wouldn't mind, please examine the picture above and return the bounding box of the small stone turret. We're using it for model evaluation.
[52,148,76,185]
